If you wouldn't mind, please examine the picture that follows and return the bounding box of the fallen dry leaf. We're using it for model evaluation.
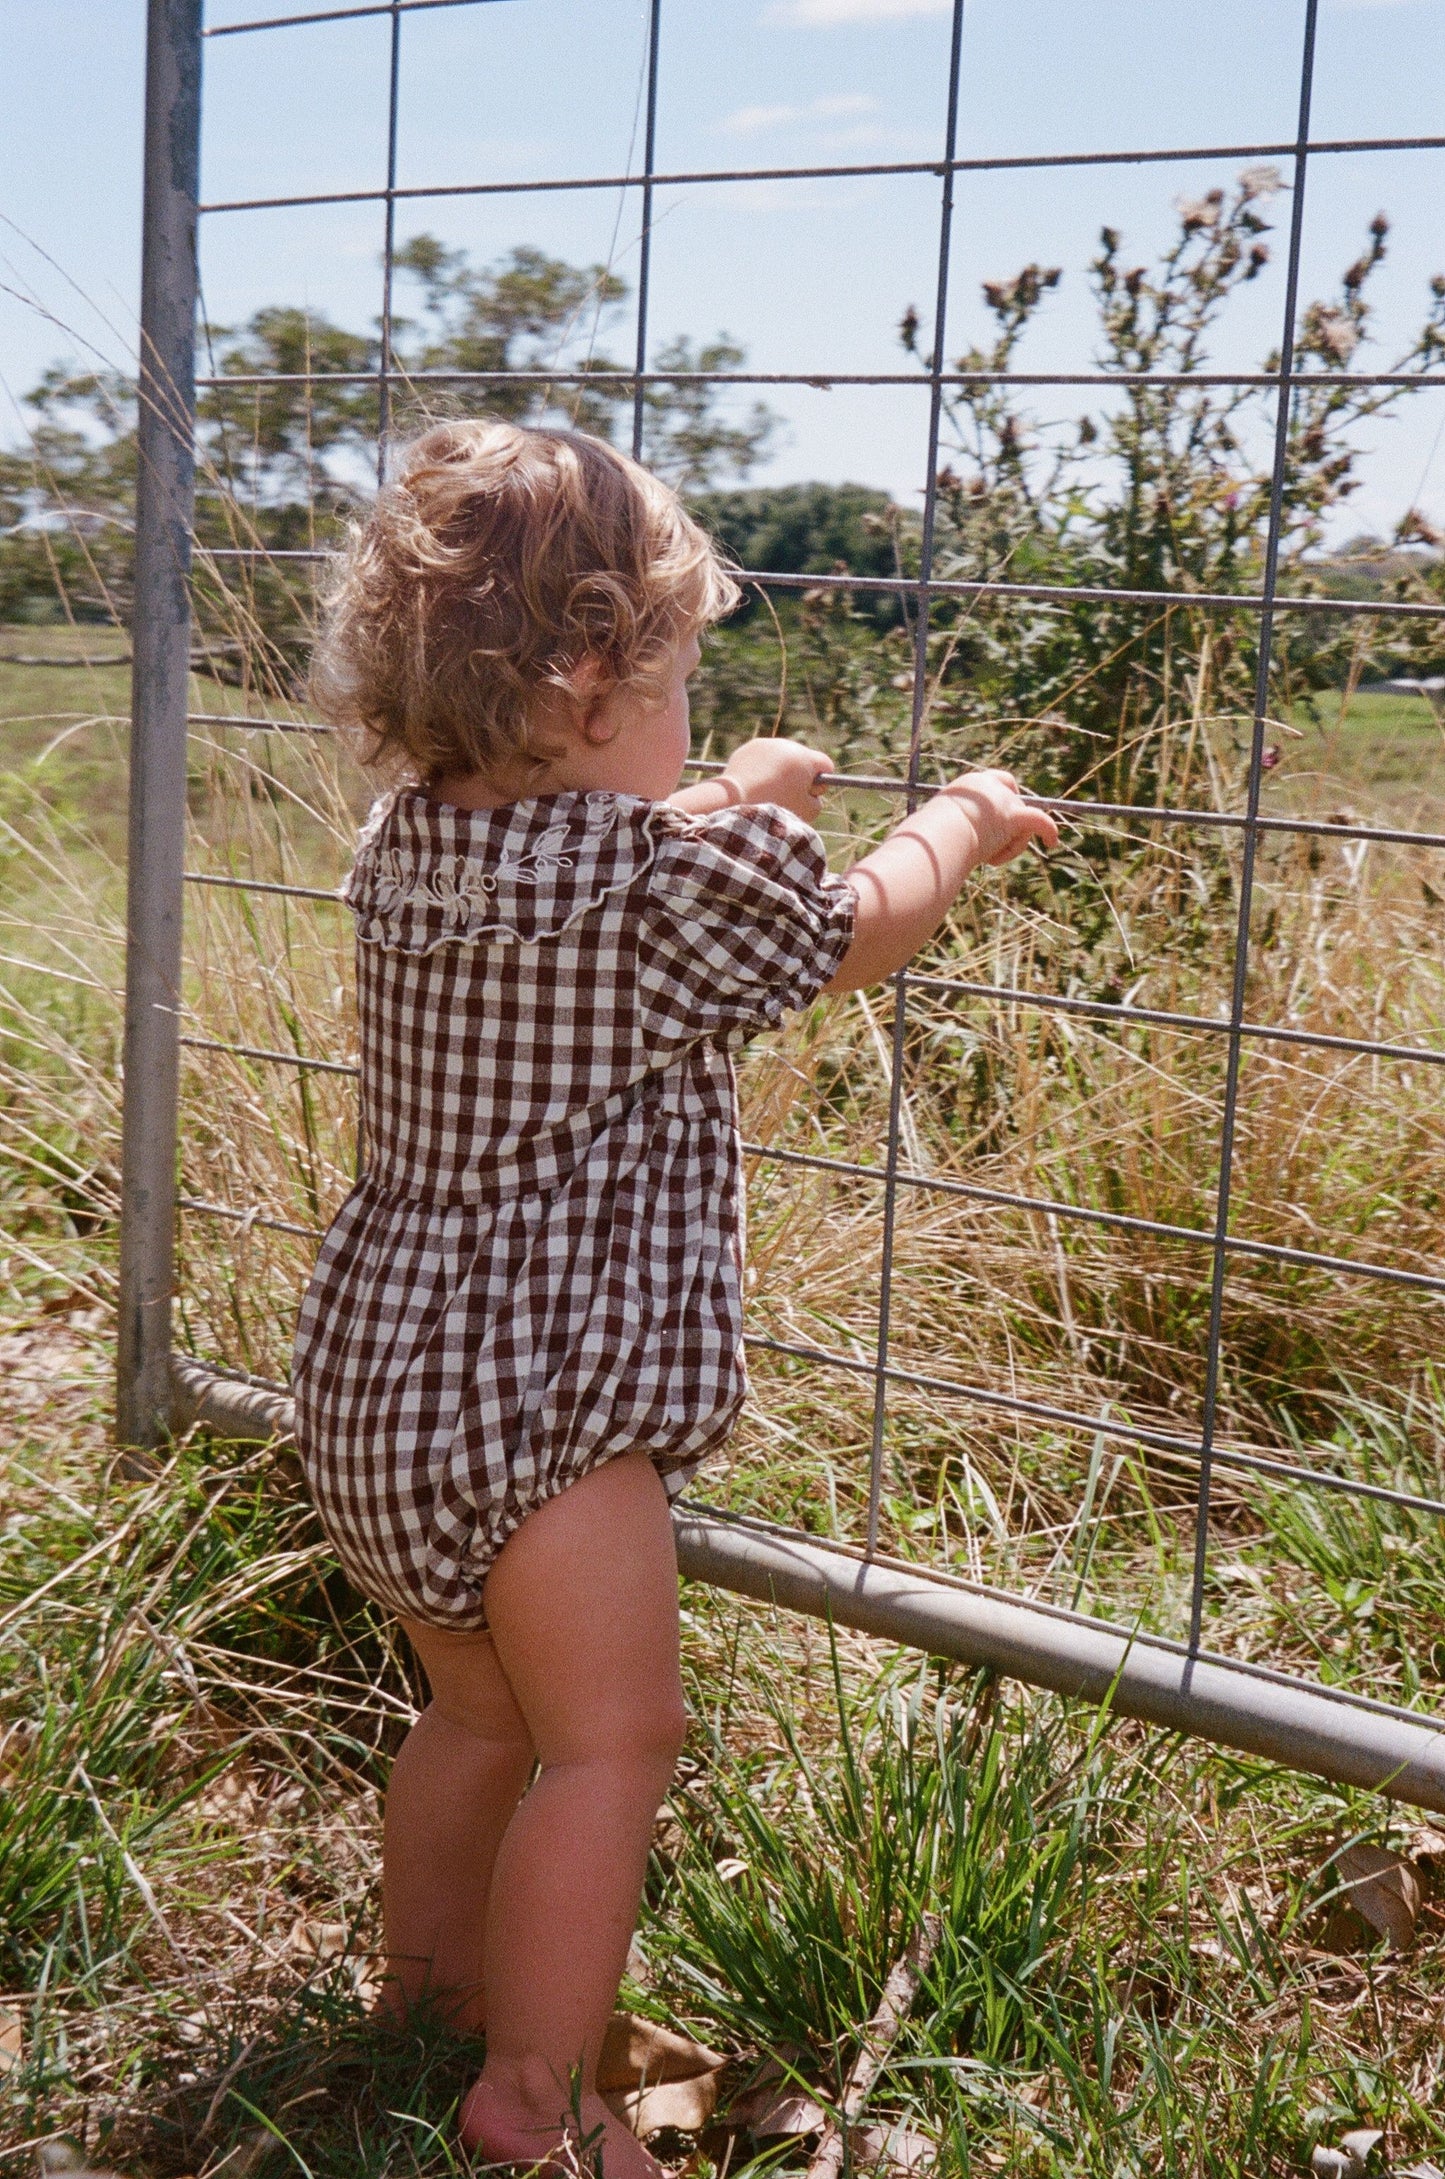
[1325,1845,1421,1953]
[289,1918,349,1964]
[595,2012,725,2094]
[1311,2130,1384,2179]
[853,2122,935,2174]
[597,2012,726,2136]
[748,2089,831,2138]
[724,2048,825,2137]
[36,1287,98,1320]
[1406,1826,1445,1890]
[603,2074,719,2138]
[198,1758,265,1827]
[33,2140,125,2179]
[0,2003,21,2076]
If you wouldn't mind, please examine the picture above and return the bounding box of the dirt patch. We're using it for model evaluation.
[0,1312,112,1509]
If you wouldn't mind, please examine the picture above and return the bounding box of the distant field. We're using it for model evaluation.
[4,632,1443,847]
[0,632,355,910]
[1276,682,1445,827]
[0,632,132,868]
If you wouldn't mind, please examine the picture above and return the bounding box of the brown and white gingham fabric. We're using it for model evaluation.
[291,785,856,1628]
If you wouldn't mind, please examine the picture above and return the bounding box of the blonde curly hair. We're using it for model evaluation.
[310,419,741,782]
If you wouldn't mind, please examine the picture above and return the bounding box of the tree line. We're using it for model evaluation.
[3,178,1442,815]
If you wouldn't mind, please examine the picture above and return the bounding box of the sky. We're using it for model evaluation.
[2,0,1443,540]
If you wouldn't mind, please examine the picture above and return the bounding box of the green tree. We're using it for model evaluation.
[0,365,137,623]
[384,234,627,440]
[0,236,781,671]
[686,480,902,597]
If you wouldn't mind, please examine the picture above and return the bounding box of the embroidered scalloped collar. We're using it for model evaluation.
[344,786,667,950]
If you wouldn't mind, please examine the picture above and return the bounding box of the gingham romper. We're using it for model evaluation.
[290,784,857,1629]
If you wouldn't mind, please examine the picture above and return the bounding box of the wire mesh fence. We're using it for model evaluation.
[110,0,1445,1796]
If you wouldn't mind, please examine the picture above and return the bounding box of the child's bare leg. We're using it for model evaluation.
[381,1621,536,2031]
[459,1450,685,2177]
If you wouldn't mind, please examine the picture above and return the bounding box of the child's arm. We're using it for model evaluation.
[824,770,1058,993]
[668,736,832,823]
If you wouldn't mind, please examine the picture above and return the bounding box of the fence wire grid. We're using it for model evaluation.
[117,0,1445,1765]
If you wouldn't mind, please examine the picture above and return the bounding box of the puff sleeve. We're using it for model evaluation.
[636,802,856,1058]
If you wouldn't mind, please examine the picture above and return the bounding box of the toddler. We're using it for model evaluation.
[292,418,1057,2175]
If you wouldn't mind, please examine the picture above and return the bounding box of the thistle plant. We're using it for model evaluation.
[900,168,1445,803]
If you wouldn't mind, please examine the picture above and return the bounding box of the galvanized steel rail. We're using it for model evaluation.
[169,1359,1445,1816]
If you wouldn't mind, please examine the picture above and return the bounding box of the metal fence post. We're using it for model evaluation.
[145,0,1445,1801]
[116,0,203,1451]
[630,0,662,463]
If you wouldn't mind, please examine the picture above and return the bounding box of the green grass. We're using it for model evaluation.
[0,633,133,881]
[4,1332,1445,2178]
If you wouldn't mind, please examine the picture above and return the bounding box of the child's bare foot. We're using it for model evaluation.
[460,2072,668,2177]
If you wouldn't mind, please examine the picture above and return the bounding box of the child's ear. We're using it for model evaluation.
[569,656,622,745]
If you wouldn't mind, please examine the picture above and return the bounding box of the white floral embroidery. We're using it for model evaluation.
[348,792,658,950]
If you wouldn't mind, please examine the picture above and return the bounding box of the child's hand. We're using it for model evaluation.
[939,769,1060,864]
[720,737,833,823]
[823,765,1058,992]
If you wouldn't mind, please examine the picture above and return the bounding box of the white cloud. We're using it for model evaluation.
[721,92,879,133]
[724,101,801,131]
[764,0,951,25]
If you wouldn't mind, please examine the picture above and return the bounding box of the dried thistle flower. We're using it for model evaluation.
[1178,188,1225,235]
[1397,507,1443,548]
[1238,163,1283,201]
[1305,302,1360,366]
[982,264,1062,319]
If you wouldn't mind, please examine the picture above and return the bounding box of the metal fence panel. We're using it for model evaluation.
[122,0,1445,1803]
